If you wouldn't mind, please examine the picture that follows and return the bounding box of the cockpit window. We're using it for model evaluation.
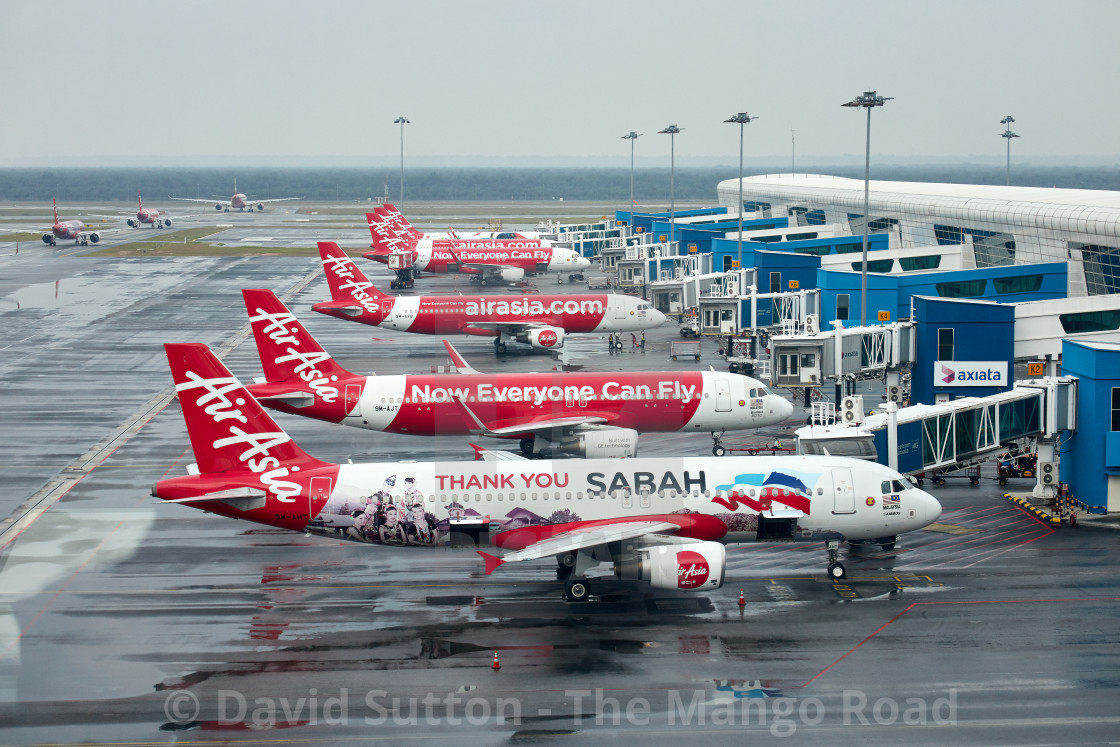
[881,480,891,493]
[892,479,906,492]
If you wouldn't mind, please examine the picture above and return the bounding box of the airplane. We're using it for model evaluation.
[313,241,664,354]
[126,192,171,229]
[365,205,589,285]
[151,342,942,600]
[241,288,794,457]
[168,178,300,213]
[41,199,101,246]
[371,202,544,242]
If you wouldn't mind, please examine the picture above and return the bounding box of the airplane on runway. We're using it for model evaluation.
[152,342,942,599]
[126,192,171,229]
[365,205,589,284]
[41,199,101,246]
[313,241,662,354]
[241,288,793,456]
[168,178,300,213]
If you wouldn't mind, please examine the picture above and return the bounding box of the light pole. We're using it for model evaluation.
[621,131,641,213]
[394,116,409,202]
[842,91,892,327]
[658,125,682,245]
[1000,115,1019,186]
[724,112,759,274]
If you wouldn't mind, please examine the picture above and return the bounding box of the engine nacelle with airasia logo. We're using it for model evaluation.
[88,232,100,243]
[554,428,639,458]
[620,541,726,591]
[498,267,525,283]
[519,326,565,350]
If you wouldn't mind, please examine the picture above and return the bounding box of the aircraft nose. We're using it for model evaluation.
[776,396,794,422]
[652,309,668,326]
[916,488,942,527]
[576,254,591,268]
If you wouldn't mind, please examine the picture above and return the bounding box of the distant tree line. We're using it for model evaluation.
[1,165,1118,202]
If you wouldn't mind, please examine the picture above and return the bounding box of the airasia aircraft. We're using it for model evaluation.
[41,199,101,246]
[168,178,300,213]
[314,241,662,353]
[242,289,793,456]
[126,192,171,229]
[152,342,941,599]
[365,205,589,284]
[370,202,544,243]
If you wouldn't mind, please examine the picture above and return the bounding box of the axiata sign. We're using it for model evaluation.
[934,361,1007,387]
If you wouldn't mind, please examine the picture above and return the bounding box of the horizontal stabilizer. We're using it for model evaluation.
[477,551,506,575]
[158,487,267,504]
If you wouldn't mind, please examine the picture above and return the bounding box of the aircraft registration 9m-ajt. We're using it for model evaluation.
[153,343,942,600]
[313,241,664,353]
[242,289,793,457]
[364,204,589,284]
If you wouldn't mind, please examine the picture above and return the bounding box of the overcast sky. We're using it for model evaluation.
[3,0,1118,167]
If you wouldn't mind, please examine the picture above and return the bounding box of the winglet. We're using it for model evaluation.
[443,340,480,375]
[477,551,506,575]
[469,443,486,460]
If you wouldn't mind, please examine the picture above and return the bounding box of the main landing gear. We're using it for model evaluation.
[493,338,507,355]
[825,539,846,580]
[711,429,727,457]
[557,553,591,601]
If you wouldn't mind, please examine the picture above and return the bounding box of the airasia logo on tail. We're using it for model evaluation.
[676,550,709,589]
[538,330,559,347]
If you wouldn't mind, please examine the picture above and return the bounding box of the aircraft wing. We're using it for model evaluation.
[168,196,232,206]
[451,396,608,436]
[442,340,481,375]
[462,321,549,334]
[445,244,517,275]
[253,197,303,204]
[468,443,530,461]
[477,520,679,574]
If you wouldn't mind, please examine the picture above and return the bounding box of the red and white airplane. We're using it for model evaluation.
[314,242,662,353]
[242,288,793,457]
[41,199,101,246]
[152,342,941,598]
[371,202,544,242]
[169,178,300,213]
[126,192,171,229]
[365,205,589,284]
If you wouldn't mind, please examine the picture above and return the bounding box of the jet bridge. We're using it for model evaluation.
[769,320,915,390]
[796,377,1077,498]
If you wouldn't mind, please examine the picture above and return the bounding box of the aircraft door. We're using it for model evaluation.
[831,468,855,514]
[614,298,627,321]
[309,476,332,521]
[715,378,732,412]
[345,384,362,416]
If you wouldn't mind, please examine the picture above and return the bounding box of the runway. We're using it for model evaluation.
[1,202,1118,744]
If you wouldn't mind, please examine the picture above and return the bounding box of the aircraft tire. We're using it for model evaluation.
[520,437,534,455]
[876,537,897,551]
[495,341,507,355]
[565,579,590,602]
[713,445,726,457]
[827,562,846,580]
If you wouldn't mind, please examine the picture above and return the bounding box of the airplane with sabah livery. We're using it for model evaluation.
[126,192,171,229]
[168,178,300,213]
[241,288,793,457]
[364,205,589,284]
[314,241,662,354]
[41,199,102,246]
[152,342,942,600]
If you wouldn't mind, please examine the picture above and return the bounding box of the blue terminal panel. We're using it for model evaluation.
[1061,339,1120,511]
[910,297,1015,404]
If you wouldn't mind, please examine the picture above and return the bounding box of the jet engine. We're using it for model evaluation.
[127,219,138,228]
[256,203,265,211]
[42,233,54,244]
[214,203,224,211]
[522,326,565,350]
[497,267,525,283]
[616,541,726,592]
[163,217,173,226]
[554,428,639,458]
[89,232,101,244]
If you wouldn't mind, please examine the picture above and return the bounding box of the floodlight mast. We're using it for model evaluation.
[658,125,682,245]
[394,116,410,202]
[621,131,641,212]
[724,112,759,275]
[842,91,892,327]
[1000,115,1020,186]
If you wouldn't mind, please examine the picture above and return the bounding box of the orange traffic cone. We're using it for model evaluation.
[738,589,746,607]
[492,651,501,670]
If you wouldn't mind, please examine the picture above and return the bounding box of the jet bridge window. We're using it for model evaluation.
[1112,388,1120,431]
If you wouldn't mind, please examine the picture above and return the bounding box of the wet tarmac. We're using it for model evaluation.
[1,203,1119,745]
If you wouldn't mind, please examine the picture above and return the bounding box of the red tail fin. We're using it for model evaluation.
[52,198,58,225]
[381,203,423,240]
[164,343,324,475]
[317,242,389,306]
[138,191,143,210]
[366,208,416,254]
[243,289,356,383]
